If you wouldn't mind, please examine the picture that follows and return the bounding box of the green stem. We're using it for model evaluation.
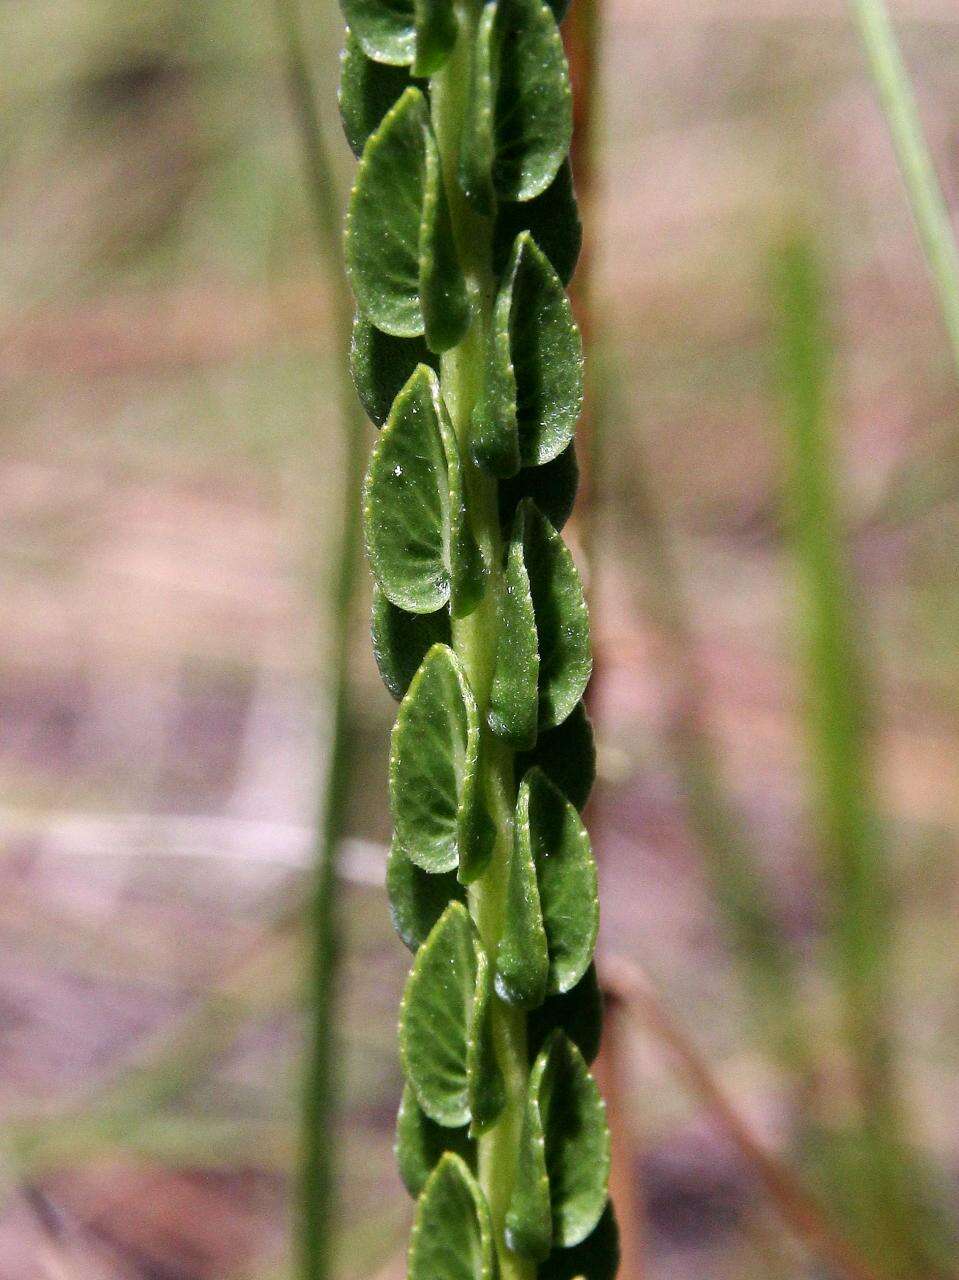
[432,8,534,1278]
[272,2,368,1277]
[850,0,959,379]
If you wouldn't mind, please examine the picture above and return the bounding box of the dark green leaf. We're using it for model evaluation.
[544,0,571,24]
[467,942,506,1133]
[457,0,497,215]
[516,700,595,811]
[528,963,603,1066]
[346,87,469,350]
[521,767,598,995]
[396,1082,475,1197]
[339,32,415,158]
[390,644,489,874]
[364,365,483,617]
[387,837,465,951]
[473,233,583,477]
[412,0,458,77]
[350,314,436,429]
[371,587,451,700]
[507,1032,610,1258]
[495,790,549,1008]
[493,162,581,286]
[538,1204,620,1280]
[408,1153,497,1280]
[488,511,539,749]
[498,443,579,536]
[340,0,456,73]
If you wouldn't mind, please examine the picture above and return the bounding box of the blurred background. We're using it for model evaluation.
[2,0,959,1277]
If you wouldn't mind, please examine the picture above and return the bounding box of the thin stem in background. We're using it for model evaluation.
[849,0,959,381]
[272,2,369,1278]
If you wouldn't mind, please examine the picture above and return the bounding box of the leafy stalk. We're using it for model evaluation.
[849,0,959,379]
[272,2,368,1277]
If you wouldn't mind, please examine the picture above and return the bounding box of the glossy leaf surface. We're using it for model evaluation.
[386,837,465,952]
[493,161,581,286]
[390,645,486,874]
[467,943,506,1133]
[488,512,538,748]
[516,699,595,811]
[495,790,549,1008]
[346,88,468,349]
[507,1032,610,1257]
[498,443,579,536]
[350,314,436,428]
[409,1154,497,1280]
[396,1082,475,1197]
[339,32,414,158]
[473,233,583,477]
[538,1204,620,1280]
[340,0,456,72]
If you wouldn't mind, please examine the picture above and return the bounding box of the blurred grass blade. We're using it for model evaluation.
[272,1,369,1277]
[849,0,959,380]
[771,236,920,1275]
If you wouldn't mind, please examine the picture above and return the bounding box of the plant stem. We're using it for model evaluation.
[850,0,959,379]
[432,7,533,1277]
[272,2,368,1277]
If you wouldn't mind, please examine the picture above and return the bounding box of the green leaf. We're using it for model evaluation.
[346,87,469,350]
[390,645,491,876]
[408,1153,497,1280]
[340,0,457,73]
[467,942,506,1133]
[516,700,595,811]
[498,443,579,536]
[387,837,465,951]
[350,314,436,428]
[493,161,581,286]
[473,233,583,478]
[396,1082,475,1197]
[538,1204,620,1280]
[488,511,539,749]
[522,767,598,995]
[400,902,502,1132]
[339,32,415,159]
[544,0,571,24]
[528,963,603,1066]
[495,790,549,1008]
[364,365,484,617]
[459,0,572,207]
[522,501,591,729]
[371,587,451,700]
[507,1032,610,1259]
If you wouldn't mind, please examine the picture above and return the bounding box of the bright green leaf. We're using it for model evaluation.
[350,314,436,428]
[408,1153,497,1280]
[346,87,469,350]
[467,942,506,1133]
[516,700,595,811]
[387,837,465,951]
[396,1082,475,1197]
[498,442,579,536]
[528,963,603,1066]
[339,32,415,158]
[473,233,583,477]
[390,645,491,875]
[493,161,581,286]
[538,1204,620,1280]
[340,0,457,73]
[507,1032,610,1258]
[488,511,539,749]
[495,792,549,1008]
[364,365,484,616]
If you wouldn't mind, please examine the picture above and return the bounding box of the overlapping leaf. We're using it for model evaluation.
[473,233,583,477]
[396,1082,475,1197]
[387,837,465,951]
[340,0,457,75]
[515,699,595,811]
[351,315,436,428]
[390,644,493,876]
[498,442,578,536]
[346,87,469,350]
[528,962,603,1066]
[365,365,483,617]
[408,1153,497,1280]
[339,32,415,158]
[538,1204,620,1280]
[459,0,572,208]
[371,585,451,700]
[400,902,503,1129]
[489,500,591,743]
[493,161,581,286]
[506,1031,610,1259]
[496,768,597,1007]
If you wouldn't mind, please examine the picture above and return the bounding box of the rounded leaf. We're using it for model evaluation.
[493,161,581,286]
[396,1082,475,1197]
[387,837,465,951]
[346,87,469,350]
[516,700,595,811]
[409,1153,497,1280]
[507,1032,610,1257]
[390,644,489,874]
[350,314,436,428]
[538,1204,620,1280]
[467,943,506,1133]
[339,32,415,158]
[473,233,583,477]
[495,798,549,1008]
[371,587,451,701]
[364,365,483,617]
[340,0,456,73]
[528,963,603,1066]
[488,517,539,749]
[498,442,579,536]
